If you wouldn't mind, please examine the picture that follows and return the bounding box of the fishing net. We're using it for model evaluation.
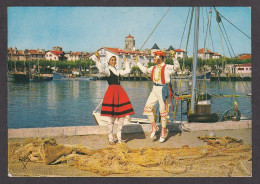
[8,136,251,176]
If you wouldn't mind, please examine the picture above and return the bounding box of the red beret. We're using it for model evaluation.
[153,50,165,56]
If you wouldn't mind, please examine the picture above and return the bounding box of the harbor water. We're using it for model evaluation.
[8,80,252,129]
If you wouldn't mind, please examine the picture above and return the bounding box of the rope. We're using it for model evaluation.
[140,8,170,50]
[202,7,205,34]
[220,21,236,57]
[183,7,195,68]
[209,30,215,52]
[214,7,226,57]
[217,10,251,39]
[179,7,192,49]
[203,7,211,50]
[219,24,233,57]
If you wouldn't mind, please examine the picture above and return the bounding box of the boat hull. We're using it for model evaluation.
[188,113,219,123]
[93,112,150,126]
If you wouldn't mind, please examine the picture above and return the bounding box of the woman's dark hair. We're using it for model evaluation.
[108,56,117,65]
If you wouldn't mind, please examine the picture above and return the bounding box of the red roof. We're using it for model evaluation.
[126,34,134,38]
[239,54,251,59]
[28,50,45,55]
[175,49,185,52]
[104,47,126,55]
[236,63,251,67]
[198,48,213,54]
[17,51,24,55]
[71,52,82,55]
[99,47,148,57]
[213,53,221,56]
[50,51,64,57]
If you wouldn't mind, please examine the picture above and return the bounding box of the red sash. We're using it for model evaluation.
[151,64,167,84]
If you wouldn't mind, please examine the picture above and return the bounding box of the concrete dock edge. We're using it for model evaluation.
[8,120,252,138]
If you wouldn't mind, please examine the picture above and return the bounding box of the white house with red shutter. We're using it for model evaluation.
[45,51,64,61]
[175,48,187,59]
[197,48,215,59]
[212,52,222,59]
[89,47,153,70]
[65,51,84,61]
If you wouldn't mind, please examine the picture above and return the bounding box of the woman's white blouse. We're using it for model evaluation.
[96,59,131,77]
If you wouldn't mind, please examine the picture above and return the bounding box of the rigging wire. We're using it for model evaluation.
[207,8,215,53]
[214,7,226,57]
[203,7,211,50]
[179,7,192,49]
[209,27,215,52]
[219,25,233,57]
[217,11,251,40]
[220,22,236,57]
[202,7,204,34]
[140,8,170,50]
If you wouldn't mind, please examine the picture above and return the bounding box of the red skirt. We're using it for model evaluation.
[101,85,135,117]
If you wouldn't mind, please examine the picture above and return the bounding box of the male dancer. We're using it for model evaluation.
[134,50,180,142]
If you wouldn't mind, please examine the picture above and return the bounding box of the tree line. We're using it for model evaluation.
[8,57,251,74]
[8,59,96,74]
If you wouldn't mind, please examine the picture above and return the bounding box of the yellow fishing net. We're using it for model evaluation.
[8,136,251,176]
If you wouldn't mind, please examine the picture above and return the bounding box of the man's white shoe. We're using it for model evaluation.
[159,137,166,143]
[150,131,156,139]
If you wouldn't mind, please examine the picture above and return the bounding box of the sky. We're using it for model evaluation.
[8,7,251,57]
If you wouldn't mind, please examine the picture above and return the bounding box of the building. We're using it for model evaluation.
[198,48,214,59]
[45,51,65,61]
[224,64,236,74]
[124,34,135,51]
[8,47,29,61]
[175,48,187,59]
[151,43,160,56]
[89,47,152,70]
[212,53,222,59]
[235,63,251,75]
[45,46,65,61]
[65,51,85,61]
[238,54,251,59]
[165,45,175,58]
[52,46,63,51]
[25,49,46,60]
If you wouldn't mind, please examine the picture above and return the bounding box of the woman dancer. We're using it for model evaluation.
[95,52,134,145]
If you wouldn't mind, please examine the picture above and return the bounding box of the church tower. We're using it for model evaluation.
[124,34,135,51]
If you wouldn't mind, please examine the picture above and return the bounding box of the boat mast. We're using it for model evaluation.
[190,7,200,113]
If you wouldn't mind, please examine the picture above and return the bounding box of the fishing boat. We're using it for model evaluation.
[12,72,30,82]
[29,74,53,82]
[76,76,90,81]
[53,73,69,80]
[90,76,98,81]
[53,73,92,81]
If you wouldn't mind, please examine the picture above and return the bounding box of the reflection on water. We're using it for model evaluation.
[8,80,252,128]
